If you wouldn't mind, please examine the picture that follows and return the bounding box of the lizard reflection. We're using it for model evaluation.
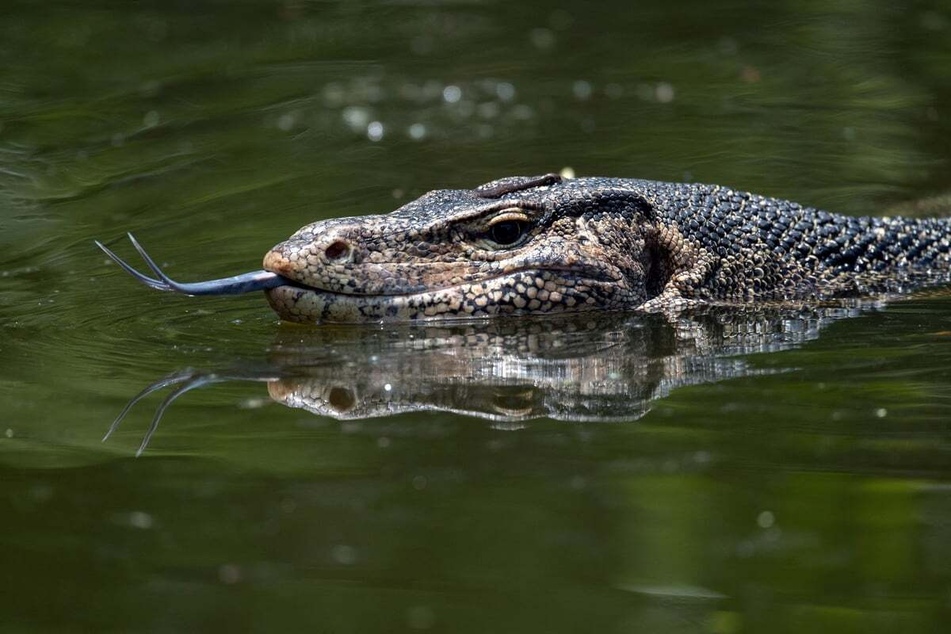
[108,305,869,454]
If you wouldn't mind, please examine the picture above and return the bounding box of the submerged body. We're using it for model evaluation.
[98,174,951,323]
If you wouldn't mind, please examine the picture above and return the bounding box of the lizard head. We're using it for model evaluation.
[263,174,673,323]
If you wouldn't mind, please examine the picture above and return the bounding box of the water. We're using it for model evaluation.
[2,1,951,631]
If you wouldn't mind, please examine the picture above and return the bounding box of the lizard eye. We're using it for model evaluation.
[490,220,527,245]
[482,211,533,248]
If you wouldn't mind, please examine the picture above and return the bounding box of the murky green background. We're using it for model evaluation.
[2,1,951,631]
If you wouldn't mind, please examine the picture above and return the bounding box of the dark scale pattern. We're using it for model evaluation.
[262,175,951,323]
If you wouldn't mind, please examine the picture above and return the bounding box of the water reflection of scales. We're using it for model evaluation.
[104,307,867,455]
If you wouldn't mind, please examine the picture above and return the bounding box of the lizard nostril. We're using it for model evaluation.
[324,240,352,263]
[327,386,356,412]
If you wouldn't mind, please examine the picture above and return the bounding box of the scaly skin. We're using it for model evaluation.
[262,174,951,323]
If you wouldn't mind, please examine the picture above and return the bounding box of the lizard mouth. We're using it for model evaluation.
[265,261,612,295]
[263,267,616,323]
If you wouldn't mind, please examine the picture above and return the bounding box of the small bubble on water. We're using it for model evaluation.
[4,429,12,438]
[495,81,516,102]
[412,475,428,490]
[277,112,297,131]
[572,80,593,100]
[342,106,370,131]
[655,82,675,103]
[408,123,427,140]
[757,511,775,529]
[143,110,160,128]
[341,421,362,434]
[377,436,391,449]
[367,121,384,141]
[442,85,462,104]
[239,397,268,410]
[529,27,555,50]
[560,167,576,179]
[332,544,357,565]
[128,511,154,529]
[875,408,888,418]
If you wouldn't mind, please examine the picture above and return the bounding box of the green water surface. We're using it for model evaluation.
[2,1,951,632]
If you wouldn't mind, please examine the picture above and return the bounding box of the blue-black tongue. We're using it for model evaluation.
[96,233,292,296]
